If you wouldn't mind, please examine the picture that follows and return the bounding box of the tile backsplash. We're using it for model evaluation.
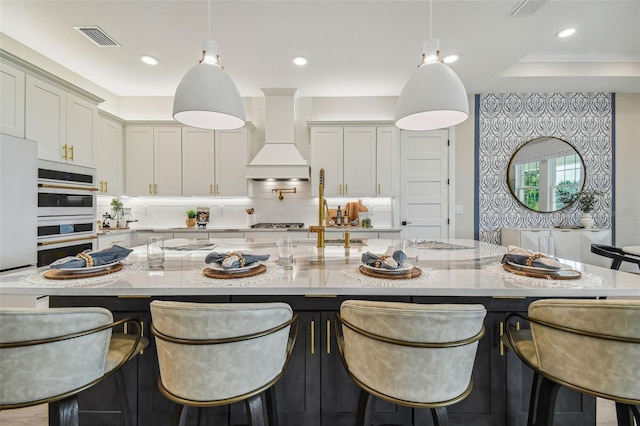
[99,182,395,229]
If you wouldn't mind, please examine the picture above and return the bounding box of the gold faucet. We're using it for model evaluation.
[309,168,326,248]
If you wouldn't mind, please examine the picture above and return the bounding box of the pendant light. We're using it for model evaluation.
[395,0,468,131]
[173,0,245,130]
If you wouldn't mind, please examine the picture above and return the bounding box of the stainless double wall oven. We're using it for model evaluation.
[37,160,98,267]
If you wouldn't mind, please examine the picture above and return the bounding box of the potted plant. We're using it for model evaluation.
[577,189,605,228]
[186,209,197,228]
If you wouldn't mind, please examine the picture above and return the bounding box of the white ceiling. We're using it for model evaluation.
[1,0,639,98]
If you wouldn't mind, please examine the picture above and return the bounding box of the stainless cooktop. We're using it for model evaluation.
[250,223,305,229]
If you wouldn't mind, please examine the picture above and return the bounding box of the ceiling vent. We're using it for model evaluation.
[74,26,120,47]
[507,0,548,17]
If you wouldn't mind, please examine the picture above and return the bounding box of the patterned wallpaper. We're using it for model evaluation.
[475,93,614,244]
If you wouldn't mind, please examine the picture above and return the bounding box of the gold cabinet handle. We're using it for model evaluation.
[69,145,74,161]
[62,144,68,160]
[99,181,103,192]
[499,321,504,356]
[339,184,342,195]
[216,184,219,195]
[154,184,158,194]
[311,320,315,355]
[378,183,381,194]
[345,184,348,195]
[326,319,331,354]
[105,181,108,193]
[148,184,152,195]
[210,183,213,194]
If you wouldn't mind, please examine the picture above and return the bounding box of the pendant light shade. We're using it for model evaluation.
[173,61,246,130]
[395,59,469,131]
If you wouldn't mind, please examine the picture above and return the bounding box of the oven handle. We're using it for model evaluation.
[38,183,99,192]
[38,235,98,246]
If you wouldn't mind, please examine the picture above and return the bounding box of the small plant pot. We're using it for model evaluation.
[580,213,594,229]
[186,218,197,228]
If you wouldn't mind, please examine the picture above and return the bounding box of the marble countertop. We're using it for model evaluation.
[2,239,639,298]
[98,227,401,234]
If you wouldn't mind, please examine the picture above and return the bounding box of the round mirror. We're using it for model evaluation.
[507,137,585,212]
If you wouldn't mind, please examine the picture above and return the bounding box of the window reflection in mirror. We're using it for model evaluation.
[507,137,585,213]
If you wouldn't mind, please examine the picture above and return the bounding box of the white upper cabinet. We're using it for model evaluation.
[182,127,215,196]
[125,127,154,196]
[25,75,99,166]
[26,75,66,162]
[153,127,183,196]
[214,128,250,197]
[0,61,25,138]
[126,126,182,196]
[376,126,399,197]
[97,115,124,196]
[343,127,376,197]
[66,93,98,167]
[310,124,398,197]
[311,126,343,197]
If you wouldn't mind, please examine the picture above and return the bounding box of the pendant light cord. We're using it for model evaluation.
[208,0,212,40]
[429,0,433,39]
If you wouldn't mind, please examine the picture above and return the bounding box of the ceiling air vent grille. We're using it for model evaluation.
[74,26,120,47]
[507,0,548,17]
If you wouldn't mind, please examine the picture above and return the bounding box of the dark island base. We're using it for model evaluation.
[49,295,596,426]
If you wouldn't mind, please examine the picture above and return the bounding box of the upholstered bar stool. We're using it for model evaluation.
[0,307,147,426]
[505,299,640,426]
[149,300,299,426]
[335,300,487,426]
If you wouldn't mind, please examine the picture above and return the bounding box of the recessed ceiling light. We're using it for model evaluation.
[293,56,308,66]
[557,28,576,38]
[141,55,158,65]
[443,55,459,64]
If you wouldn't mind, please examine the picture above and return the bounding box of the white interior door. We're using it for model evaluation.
[400,130,449,239]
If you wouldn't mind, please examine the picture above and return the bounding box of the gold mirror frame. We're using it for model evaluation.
[507,137,586,213]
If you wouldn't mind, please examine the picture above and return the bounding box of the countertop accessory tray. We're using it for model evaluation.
[43,263,124,280]
[203,264,267,279]
[358,265,422,280]
[502,264,581,280]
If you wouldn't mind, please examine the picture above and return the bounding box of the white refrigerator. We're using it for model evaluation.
[0,134,38,271]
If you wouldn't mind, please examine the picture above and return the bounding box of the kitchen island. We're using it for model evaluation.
[1,238,639,426]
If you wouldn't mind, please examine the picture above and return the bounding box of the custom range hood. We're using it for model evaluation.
[246,88,310,180]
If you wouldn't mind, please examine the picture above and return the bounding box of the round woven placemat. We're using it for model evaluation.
[358,265,422,280]
[43,263,124,280]
[502,264,581,280]
[203,264,267,279]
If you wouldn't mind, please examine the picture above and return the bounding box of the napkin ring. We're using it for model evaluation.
[76,252,94,268]
[224,252,245,268]
[526,253,545,267]
[374,255,390,268]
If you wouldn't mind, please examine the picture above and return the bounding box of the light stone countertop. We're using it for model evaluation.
[2,239,639,298]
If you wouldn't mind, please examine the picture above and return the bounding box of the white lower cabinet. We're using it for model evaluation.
[580,229,613,267]
[501,228,612,266]
[98,232,132,250]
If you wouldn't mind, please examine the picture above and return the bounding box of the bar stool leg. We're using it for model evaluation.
[173,404,189,426]
[355,389,377,426]
[527,372,543,426]
[115,368,133,426]
[531,376,561,426]
[245,393,266,426]
[265,386,279,426]
[614,402,634,426]
[431,406,450,426]
[49,395,79,426]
